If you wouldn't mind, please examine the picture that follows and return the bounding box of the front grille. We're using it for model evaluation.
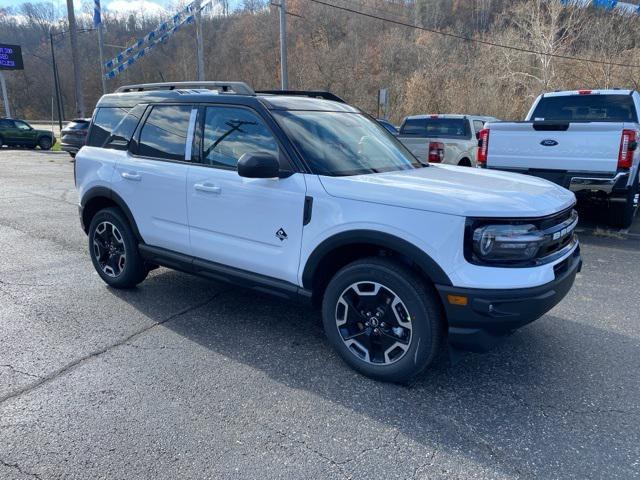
[536,209,578,264]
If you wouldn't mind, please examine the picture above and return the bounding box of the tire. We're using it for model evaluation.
[69,152,76,159]
[321,257,444,383]
[38,136,52,150]
[458,158,472,167]
[611,174,638,229]
[0,135,3,147]
[88,207,148,289]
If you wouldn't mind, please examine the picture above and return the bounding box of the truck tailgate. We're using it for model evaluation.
[487,122,623,174]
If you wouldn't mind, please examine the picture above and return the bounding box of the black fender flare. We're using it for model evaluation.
[80,186,143,241]
[301,230,452,289]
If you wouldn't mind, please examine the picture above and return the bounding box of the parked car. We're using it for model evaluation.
[76,81,581,382]
[479,89,640,228]
[0,118,56,150]
[376,118,398,135]
[61,118,91,158]
[397,114,498,166]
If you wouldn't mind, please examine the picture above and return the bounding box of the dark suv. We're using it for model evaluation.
[0,118,56,150]
[61,118,90,157]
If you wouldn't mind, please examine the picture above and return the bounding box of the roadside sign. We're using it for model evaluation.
[378,88,389,119]
[0,44,24,71]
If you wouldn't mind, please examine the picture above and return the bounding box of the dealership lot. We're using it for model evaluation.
[0,150,638,479]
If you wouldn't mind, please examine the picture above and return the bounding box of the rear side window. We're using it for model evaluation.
[400,118,471,139]
[531,95,638,122]
[104,104,147,150]
[0,119,13,128]
[137,105,193,161]
[200,106,279,170]
[87,107,130,147]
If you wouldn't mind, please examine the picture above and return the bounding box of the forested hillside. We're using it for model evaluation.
[1,0,640,121]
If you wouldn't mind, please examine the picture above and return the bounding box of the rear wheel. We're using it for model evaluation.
[88,207,148,289]
[321,257,444,383]
[458,158,472,167]
[611,174,638,229]
[38,136,52,150]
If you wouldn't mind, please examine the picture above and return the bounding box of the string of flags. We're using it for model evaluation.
[560,0,640,14]
[103,0,211,80]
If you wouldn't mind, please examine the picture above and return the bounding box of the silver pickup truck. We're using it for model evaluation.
[397,114,497,167]
[480,89,640,228]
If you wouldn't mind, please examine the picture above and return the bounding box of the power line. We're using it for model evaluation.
[307,0,640,69]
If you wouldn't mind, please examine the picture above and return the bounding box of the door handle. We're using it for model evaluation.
[121,171,141,181]
[194,183,221,194]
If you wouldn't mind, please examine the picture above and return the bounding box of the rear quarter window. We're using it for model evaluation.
[531,94,638,122]
[87,107,131,147]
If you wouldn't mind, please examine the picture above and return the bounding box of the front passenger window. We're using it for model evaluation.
[201,106,279,169]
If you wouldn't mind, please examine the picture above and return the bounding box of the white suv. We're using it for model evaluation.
[76,82,582,382]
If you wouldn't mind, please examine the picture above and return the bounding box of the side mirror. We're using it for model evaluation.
[237,152,280,179]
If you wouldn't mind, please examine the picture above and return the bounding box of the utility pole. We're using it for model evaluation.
[0,72,10,118]
[95,0,107,94]
[66,0,85,117]
[195,0,205,81]
[278,0,288,89]
[49,30,64,129]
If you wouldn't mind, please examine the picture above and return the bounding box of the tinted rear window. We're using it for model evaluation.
[66,120,89,130]
[531,94,638,122]
[400,118,470,139]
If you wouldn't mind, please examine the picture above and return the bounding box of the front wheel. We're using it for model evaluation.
[38,136,52,150]
[321,257,444,383]
[88,207,148,289]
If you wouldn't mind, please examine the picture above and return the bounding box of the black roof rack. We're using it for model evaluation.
[116,81,255,95]
[255,90,346,103]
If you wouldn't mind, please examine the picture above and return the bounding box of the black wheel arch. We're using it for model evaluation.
[302,230,452,301]
[81,187,143,241]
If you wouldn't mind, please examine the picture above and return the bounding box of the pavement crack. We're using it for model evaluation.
[0,365,42,379]
[0,457,42,479]
[0,290,230,406]
[0,279,55,288]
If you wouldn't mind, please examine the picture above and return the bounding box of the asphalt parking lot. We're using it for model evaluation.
[0,150,638,480]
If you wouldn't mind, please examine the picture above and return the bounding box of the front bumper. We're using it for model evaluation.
[435,245,582,352]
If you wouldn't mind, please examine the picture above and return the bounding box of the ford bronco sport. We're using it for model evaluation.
[75,82,582,382]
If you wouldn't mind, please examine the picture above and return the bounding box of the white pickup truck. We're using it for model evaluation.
[397,114,497,167]
[479,89,640,228]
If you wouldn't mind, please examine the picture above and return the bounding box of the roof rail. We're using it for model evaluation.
[255,90,346,103]
[115,81,255,95]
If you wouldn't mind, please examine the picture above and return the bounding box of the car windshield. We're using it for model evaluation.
[273,110,423,176]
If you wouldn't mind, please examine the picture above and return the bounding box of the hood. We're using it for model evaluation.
[318,164,576,218]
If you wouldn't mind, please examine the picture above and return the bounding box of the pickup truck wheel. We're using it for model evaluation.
[322,257,444,383]
[611,176,638,229]
[88,207,148,289]
[38,137,52,150]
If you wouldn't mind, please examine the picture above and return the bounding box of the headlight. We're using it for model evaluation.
[472,224,545,263]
